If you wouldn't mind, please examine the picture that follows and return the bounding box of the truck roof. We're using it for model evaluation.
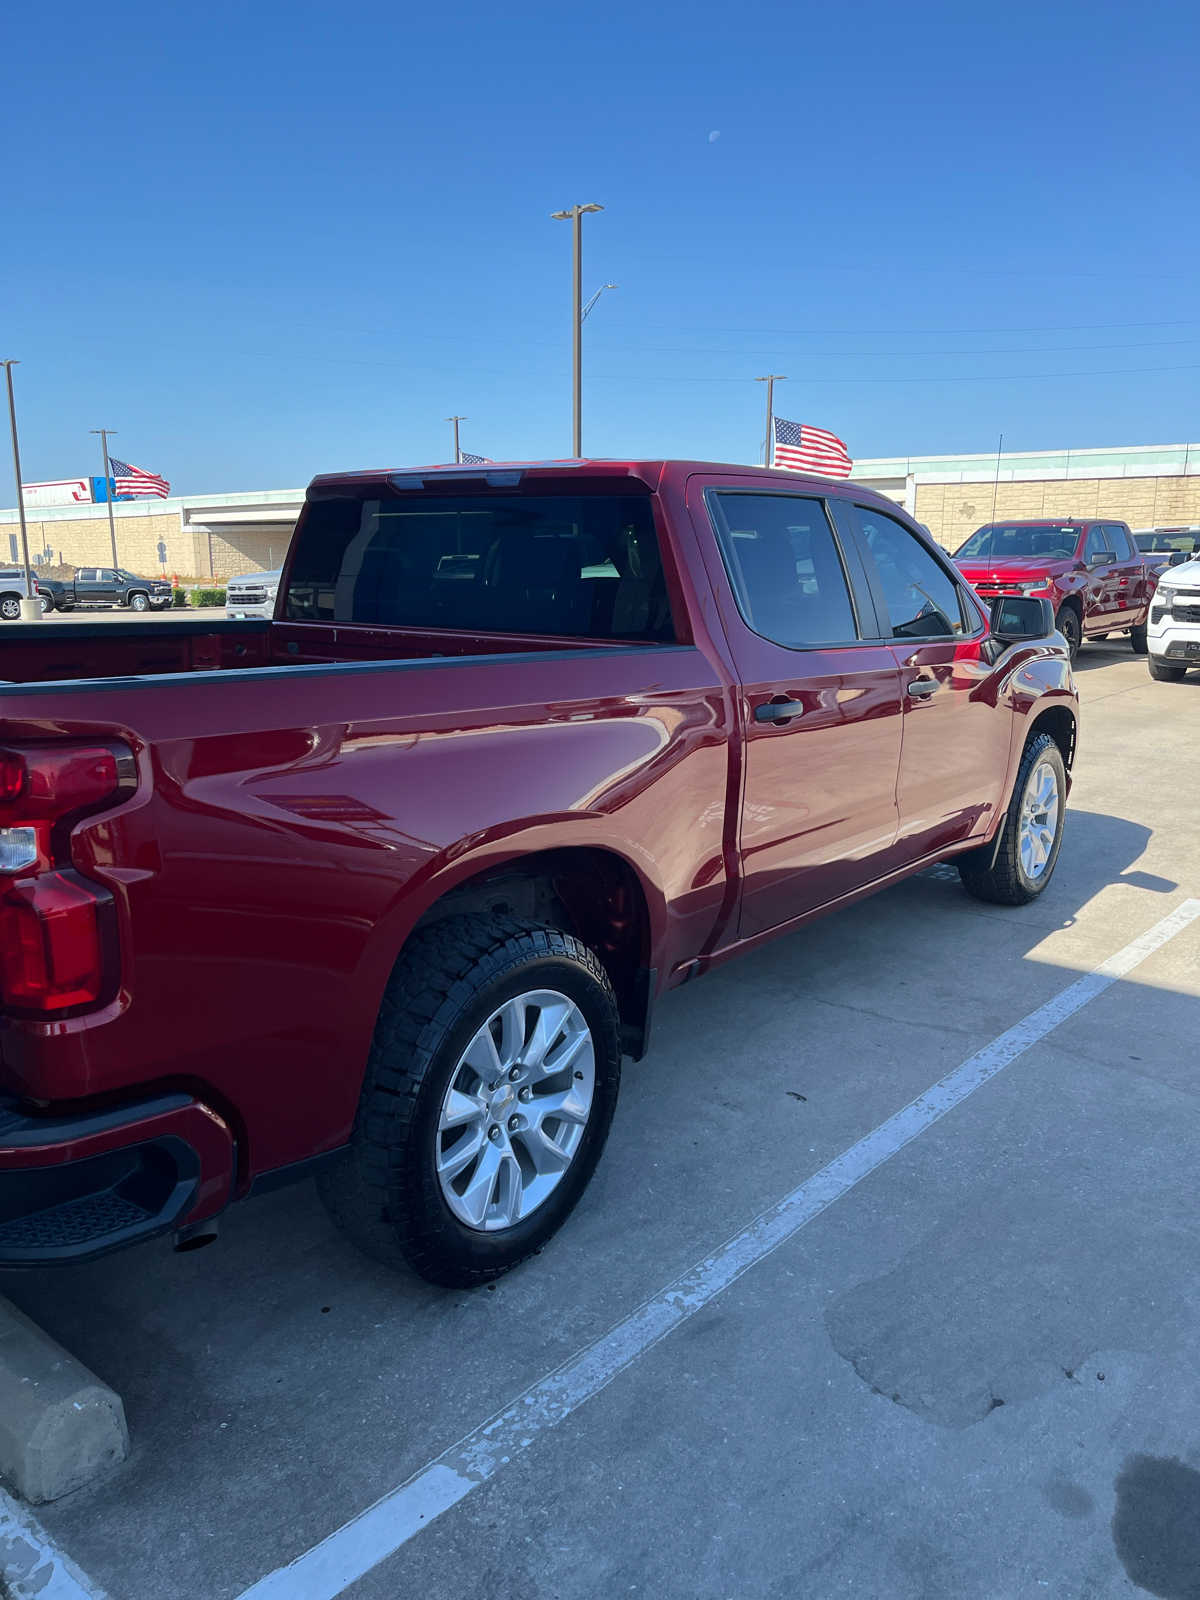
[306,459,899,507]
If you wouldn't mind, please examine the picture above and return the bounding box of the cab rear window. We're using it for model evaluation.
[285,492,675,641]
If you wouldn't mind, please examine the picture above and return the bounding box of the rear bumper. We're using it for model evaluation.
[0,1093,235,1268]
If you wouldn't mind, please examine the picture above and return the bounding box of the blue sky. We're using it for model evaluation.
[3,0,1198,498]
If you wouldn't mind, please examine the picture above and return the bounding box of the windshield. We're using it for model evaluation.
[955,524,1079,561]
[285,490,675,641]
[1136,533,1200,555]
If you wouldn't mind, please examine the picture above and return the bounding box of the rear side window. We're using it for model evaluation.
[853,508,970,638]
[284,493,675,641]
[708,492,858,647]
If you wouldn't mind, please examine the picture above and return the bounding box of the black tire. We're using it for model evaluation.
[1055,605,1082,659]
[1148,655,1187,682]
[957,731,1068,906]
[318,915,622,1286]
[1129,623,1148,654]
[128,591,149,612]
[38,592,53,614]
[0,594,21,621]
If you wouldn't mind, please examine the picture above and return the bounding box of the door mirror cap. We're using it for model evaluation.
[989,594,1055,645]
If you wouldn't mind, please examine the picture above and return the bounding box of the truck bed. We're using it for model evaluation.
[0,617,654,686]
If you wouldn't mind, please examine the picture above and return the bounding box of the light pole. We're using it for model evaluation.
[1,359,40,621]
[90,429,120,566]
[551,202,604,457]
[581,283,617,323]
[445,416,466,464]
[755,375,787,467]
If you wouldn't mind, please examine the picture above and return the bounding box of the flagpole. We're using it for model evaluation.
[90,428,119,566]
[755,374,786,466]
[446,416,465,464]
[2,359,40,620]
[990,432,1004,524]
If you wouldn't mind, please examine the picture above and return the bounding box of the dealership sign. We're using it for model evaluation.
[22,478,94,508]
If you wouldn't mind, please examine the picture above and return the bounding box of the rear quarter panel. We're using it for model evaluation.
[0,646,734,1179]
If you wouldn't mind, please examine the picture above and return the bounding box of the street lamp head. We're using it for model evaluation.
[579,203,604,214]
[551,203,605,220]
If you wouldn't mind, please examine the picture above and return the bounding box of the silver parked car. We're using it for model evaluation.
[0,571,52,620]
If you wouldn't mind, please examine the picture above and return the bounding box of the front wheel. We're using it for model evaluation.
[128,591,150,612]
[1149,655,1187,682]
[1129,622,1148,654]
[38,591,53,614]
[1055,606,1082,659]
[0,595,21,622]
[319,915,622,1286]
[958,732,1067,906]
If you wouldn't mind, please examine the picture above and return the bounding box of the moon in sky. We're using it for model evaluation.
[708,130,721,143]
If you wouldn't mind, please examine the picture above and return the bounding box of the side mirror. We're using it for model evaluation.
[1169,551,1186,567]
[989,594,1055,644]
[1088,551,1116,567]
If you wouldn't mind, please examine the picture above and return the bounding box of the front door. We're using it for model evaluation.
[840,503,1012,861]
[690,484,905,941]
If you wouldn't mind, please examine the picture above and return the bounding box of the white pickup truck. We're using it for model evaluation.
[1147,556,1200,680]
[225,566,283,619]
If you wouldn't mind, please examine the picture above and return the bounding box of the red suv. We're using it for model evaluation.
[953,519,1152,658]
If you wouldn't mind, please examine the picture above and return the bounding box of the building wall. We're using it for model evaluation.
[3,513,294,581]
[915,475,1200,550]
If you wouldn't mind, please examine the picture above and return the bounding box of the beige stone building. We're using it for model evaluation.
[0,487,304,582]
[849,442,1200,551]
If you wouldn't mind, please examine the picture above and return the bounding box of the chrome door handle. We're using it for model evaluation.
[906,677,938,698]
[754,699,805,723]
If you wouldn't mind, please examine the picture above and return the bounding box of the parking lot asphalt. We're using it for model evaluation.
[3,639,1200,1600]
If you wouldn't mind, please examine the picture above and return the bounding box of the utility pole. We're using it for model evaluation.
[755,375,786,466]
[1,359,40,620]
[551,203,604,457]
[445,416,466,464]
[90,428,119,566]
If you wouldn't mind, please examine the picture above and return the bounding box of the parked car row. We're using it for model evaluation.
[0,565,172,618]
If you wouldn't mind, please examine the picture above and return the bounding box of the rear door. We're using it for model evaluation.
[1080,525,1120,631]
[1107,523,1148,624]
[688,479,905,940]
[72,568,107,606]
[838,503,1012,862]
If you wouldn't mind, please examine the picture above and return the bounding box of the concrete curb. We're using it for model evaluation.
[0,1299,128,1506]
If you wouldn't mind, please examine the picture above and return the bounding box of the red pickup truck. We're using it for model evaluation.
[0,461,1077,1285]
[953,518,1153,658]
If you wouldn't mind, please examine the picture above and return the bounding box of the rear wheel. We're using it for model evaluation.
[1148,655,1187,682]
[318,915,622,1286]
[1055,606,1082,659]
[1130,622,1148,654]
[958,732,1067,906]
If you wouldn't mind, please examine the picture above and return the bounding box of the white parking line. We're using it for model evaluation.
[0,1489,109,1600]
[237,897,1200,1600]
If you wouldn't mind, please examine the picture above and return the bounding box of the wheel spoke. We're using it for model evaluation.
[517,1121,573,1176]
[496,996,528,1069]
[437,1125,486,1182]
[460,1026,503,1089]
[457,1139,504,1226]
[440,1089,486,1134]
[522,997,574,1074]
[529,1085,590,1125]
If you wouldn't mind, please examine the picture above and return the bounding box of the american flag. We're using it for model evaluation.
[459,451,493,464]
[109,457,170,499]
[771,418,853,478]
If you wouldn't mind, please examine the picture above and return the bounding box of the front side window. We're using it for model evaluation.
[854,508,968,638]
[285,492,674,641]
[709,492,858,647]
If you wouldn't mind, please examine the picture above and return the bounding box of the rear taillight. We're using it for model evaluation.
[0,742,130,1015]
[0,873,107,1009]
